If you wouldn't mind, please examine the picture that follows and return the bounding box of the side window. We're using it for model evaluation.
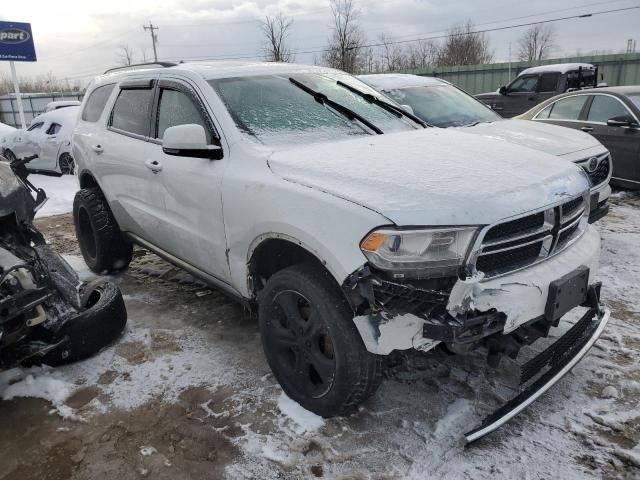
[27,122,43,132]
[587,95,630,123]
[46,123,62,135]
[547,96,588,121]
[110,88,154,137]
[156,88,212,143]
[538,73,560,93]
[82,84,115,122]
[535,104,553,119]
[508,75,538,93]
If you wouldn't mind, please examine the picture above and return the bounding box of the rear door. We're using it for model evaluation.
[38,122,62,170]
[146,77,230,281]
[582,94,640,183]
[536,73,561,104]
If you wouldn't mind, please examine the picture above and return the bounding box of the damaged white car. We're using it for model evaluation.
[71,61,609,442]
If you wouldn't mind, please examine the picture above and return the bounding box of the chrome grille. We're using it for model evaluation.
[577,153,610,187]
[470,193,589,278]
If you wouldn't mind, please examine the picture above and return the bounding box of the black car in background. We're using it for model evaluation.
[519,86,640,189]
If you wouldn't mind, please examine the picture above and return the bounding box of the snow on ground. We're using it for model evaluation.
[1,185,639,478]
[31,173,77,218]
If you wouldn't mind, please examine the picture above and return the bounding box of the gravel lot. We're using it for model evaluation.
[0,192,639,480]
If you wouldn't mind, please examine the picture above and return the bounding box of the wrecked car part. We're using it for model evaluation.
[0,155,127,369]
[465,285,609,443]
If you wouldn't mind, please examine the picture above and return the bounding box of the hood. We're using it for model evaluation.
[475,91,500,101]
[461,119,603,158]
[267,129,589,226]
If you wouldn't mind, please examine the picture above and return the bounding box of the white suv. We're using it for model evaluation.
[72,61,609,441]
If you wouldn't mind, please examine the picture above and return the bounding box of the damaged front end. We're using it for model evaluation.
[345,192,609,441]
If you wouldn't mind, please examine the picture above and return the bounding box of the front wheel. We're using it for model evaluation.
[259,264,383,417]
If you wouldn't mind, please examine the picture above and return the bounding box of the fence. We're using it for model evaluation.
[401,53,640,95]
[0,92,84,128]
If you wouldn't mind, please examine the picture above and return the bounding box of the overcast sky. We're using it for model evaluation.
[1,0,639,87]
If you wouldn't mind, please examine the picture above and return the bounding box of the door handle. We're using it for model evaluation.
[581,126,594,132]
[145,159,163,173]
[91,144,104,153]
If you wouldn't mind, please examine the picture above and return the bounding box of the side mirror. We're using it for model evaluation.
[499,85,507,95]
[606,115,638,128]
[162,124,223,160]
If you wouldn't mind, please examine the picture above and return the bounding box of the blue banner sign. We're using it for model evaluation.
[0,21,37,62]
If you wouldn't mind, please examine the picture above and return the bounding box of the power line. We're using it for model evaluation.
[161,5,640,63]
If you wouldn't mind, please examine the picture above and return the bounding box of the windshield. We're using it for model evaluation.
[209,73,417,145]
[382,84,501,128]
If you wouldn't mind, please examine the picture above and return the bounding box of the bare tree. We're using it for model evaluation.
[378,33,407,72]
[436,21,493,66]
[406,39,438,70]
[260,12,294,62]
[117,44,135,65]
[322,0,364,73]
[517,24,556,62]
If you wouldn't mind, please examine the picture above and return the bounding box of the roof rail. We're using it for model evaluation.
[103,62,178,74]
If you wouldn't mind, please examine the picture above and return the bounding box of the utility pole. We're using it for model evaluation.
[143,23,159,62]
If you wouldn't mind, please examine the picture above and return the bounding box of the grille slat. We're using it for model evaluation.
[474,194,588,278]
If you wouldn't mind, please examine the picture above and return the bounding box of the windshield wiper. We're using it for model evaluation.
[289,77,383,135]
[336,80,428,128]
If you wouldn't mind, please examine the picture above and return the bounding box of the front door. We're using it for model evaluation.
[502,74,539,118]
[581,94,640,184]
[98,79,168,242]
[147,79,230,281]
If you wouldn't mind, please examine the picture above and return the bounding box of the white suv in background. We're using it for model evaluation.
[72,61,609,442]
[358,74,611,223]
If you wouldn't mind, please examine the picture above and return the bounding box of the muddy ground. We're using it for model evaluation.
[0,193,639,479]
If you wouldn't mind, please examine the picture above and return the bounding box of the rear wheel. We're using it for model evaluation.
[73,188,132,273]
[259,264,383,417]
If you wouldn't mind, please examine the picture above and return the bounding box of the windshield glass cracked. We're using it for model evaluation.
[209,73,418,145]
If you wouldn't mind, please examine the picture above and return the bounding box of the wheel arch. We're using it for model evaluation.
[78,169,100,190]
[247,234,343,301]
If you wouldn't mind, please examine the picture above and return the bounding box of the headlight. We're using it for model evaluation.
[360,227,478,278]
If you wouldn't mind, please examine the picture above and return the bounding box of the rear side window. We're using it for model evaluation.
[546,96,588,120]
[110,89,154,137]
[538,73,559,93]
[587,95,629,123]
[46,123,62,135]
[82,84,115,122]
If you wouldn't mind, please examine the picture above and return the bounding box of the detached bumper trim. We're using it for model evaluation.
[588,202,609,224]
[464,305,610,443]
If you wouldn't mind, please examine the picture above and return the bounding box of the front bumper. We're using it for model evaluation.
[465,291,609,443]
[588,182,610,223]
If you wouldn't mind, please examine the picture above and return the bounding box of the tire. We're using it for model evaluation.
[3,149,17,163]
[41,281,127,365]
[73,188,132,273]
[259,264,384,417]
[59,153,75,175]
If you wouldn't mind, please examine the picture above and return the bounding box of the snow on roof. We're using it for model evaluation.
[518,63,595,76]
[358,73,447,91]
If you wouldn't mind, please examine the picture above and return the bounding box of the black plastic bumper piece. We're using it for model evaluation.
[464,285,609,443]
[588,201,609,224]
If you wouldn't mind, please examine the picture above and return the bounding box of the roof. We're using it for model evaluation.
[98,60,343,83]
[518,63,595,76]
[357,74,447,91]
[32,105,80,125]
[591,85,640,96]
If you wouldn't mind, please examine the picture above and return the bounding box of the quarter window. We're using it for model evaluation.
[82,84,115,122]
[545,96,588,120]
[156,89,211,143]
[587,95,629,123]
[110,88,154,137]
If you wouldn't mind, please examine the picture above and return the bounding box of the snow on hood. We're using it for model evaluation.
[268,128,590,226]
[463,119,603,158]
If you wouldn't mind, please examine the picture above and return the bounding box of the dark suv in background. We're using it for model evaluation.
[476,63,599,118]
